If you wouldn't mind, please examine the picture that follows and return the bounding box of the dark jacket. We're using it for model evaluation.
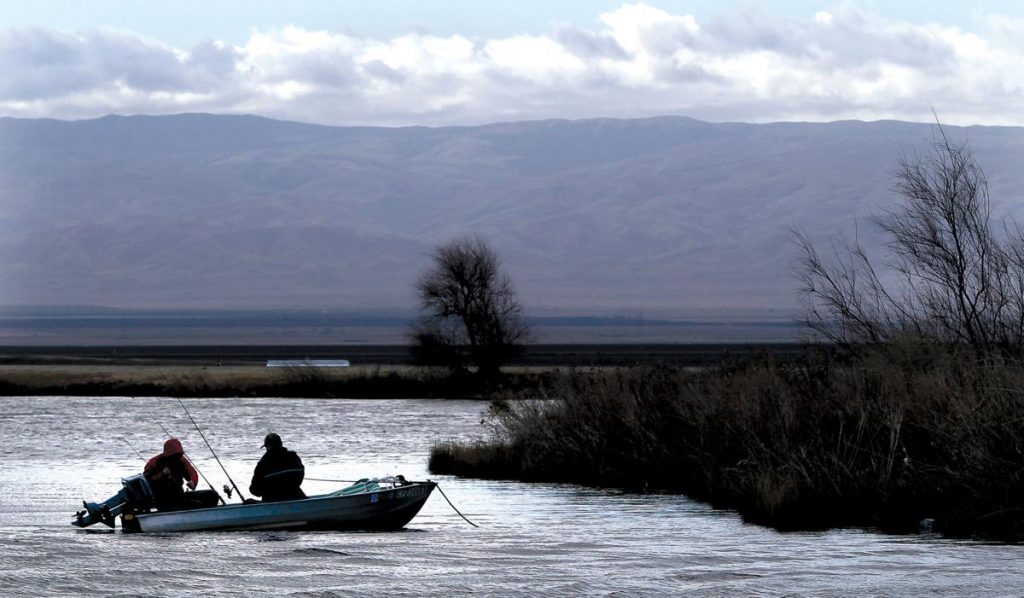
[249,446,306,502]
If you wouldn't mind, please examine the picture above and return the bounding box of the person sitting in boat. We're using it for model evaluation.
[144,437,199,511]
[249,433,306,502]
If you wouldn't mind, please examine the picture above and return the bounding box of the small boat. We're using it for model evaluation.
[73,475,436,533]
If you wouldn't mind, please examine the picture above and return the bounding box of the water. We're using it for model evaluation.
[1,396,1022,596]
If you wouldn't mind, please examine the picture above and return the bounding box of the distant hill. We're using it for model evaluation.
[2,113,1023,313]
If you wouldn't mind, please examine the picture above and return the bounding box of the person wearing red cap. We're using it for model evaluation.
[144,438,199,511]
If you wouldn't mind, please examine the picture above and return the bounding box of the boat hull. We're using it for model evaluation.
[132,481,436,533]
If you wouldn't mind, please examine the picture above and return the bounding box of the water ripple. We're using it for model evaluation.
[2,397,1023,596]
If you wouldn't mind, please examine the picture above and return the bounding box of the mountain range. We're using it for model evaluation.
[2,113,1023,315]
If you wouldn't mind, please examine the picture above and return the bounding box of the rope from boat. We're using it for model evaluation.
[436,484,478,528]
[307,478,479,527]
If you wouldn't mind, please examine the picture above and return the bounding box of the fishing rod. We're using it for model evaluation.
[150,367,231,503]
[176,397,247,502]
[155,420,227,505]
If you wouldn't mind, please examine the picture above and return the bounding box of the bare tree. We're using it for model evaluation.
[797,124,1024,356]
[412,236,530,378]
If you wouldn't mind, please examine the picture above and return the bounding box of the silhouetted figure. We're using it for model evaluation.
[249,433,306,502]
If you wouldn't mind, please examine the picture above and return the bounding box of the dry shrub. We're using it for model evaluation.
[430,353,1024,540]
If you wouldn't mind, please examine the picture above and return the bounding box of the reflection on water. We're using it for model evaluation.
[1,396,1022,596]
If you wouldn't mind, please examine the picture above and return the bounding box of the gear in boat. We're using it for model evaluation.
[73,474,436,533]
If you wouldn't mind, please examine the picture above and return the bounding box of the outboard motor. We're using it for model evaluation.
[73,474,155,528]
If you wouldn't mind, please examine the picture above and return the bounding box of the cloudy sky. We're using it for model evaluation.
[2,1,1023,126]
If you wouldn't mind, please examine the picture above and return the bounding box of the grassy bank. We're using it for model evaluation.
[0,343,806,398]
[429,350,1024,540]
[0,364,559,399]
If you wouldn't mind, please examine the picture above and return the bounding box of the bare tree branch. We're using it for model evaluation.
[796,121,1024,358]
[412,235,531,377]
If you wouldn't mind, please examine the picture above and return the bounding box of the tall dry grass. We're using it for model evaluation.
[430,350,1024,540]
[0,364,559,399]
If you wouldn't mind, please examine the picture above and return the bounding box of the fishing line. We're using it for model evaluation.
[155,420,173,438]
[121,437,146,462]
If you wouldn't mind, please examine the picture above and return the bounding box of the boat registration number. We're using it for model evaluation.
[371,486,428,503]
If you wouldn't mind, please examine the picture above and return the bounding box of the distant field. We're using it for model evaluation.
[0,342,807,367]
[0,309,811,392]
[0,343,812,397]
[0,363,417,391]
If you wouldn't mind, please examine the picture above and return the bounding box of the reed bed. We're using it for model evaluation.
[430,350,1024,540]
[0,364,556,399]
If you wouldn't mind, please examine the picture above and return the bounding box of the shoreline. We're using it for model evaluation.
[428,354,1024,542]
[0,363,546,398]
[0,342,807,365]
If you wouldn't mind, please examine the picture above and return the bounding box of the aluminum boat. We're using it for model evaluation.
[73,476,435,533]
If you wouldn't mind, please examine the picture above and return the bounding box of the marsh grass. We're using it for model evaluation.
[0,364,557,399]
[430,350,1024,540]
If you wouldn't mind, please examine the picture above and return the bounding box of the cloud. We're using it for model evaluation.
[554,27,629,62]
[0,28,186,100]
[0,28,241,114]
[1,2,1023,126]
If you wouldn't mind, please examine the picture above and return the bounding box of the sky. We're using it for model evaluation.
[2,1,1024,127]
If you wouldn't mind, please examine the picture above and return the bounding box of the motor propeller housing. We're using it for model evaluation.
[72,474,156,528]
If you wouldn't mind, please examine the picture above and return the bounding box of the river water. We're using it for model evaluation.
[1,396,1021,596]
